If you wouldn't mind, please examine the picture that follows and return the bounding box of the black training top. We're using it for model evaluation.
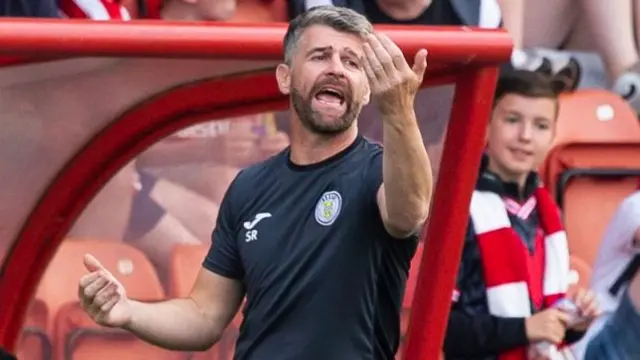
[204,135,419,360]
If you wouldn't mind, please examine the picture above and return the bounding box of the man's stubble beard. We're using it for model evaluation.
[290,86,362,136]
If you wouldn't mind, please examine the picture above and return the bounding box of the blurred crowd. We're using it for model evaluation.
[4,0,640,110]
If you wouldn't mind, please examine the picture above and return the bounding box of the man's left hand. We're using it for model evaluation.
[362,33,428,115]
[568,288,601,331]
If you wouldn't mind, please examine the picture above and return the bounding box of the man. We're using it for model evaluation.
[443,70,600,360]
[77,5,433,360]
[572,190,640,359]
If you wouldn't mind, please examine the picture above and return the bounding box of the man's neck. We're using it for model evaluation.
[288,119,358,166]
[375,0,431,21]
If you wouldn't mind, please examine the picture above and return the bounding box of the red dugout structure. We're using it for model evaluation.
[0,19,511,360]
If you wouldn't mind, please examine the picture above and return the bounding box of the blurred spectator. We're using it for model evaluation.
[585,270,640,360]
[289,0,501,27]
[571,190,640,359]
[150,0,236,20]
[503,0,640,110]
[58,0,131,19]
[67,163,137,242]
[0,0,59,17]
[58,0,236,20]
[125,114,289,280]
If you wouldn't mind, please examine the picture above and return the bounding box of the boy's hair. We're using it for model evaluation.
[493,70,564,111]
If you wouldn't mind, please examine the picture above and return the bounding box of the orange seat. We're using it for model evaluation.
[540,90,640,266]
[168,244,209,298]
[36,238,177,360]
[17,299,51,360]
[169,244,242,360]
[563,176,639,265]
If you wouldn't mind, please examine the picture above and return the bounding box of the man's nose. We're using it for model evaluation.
[326,55,347,77]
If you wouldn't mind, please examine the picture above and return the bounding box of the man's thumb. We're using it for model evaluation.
[83,254,105,272]
[412,49,428,80]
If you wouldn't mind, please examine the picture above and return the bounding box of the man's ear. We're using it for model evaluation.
[362,83,371,105]
[276,63,291,95]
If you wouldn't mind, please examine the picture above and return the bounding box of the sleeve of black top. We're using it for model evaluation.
[444,311,529,357]
[443,222,530,357]
[202,172,245,280]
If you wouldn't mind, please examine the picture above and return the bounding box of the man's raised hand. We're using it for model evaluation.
[78,254,132,328]
[361,32,428,114]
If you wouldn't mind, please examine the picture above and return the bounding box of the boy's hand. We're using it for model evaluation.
[568,288,601,331]
[525,308,570,344]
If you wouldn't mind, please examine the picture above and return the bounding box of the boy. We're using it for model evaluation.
[444,70,600,360]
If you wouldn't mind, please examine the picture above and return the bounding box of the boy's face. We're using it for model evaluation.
[486,93,557,181]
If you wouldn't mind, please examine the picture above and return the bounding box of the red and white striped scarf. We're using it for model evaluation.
[470,186,570,360]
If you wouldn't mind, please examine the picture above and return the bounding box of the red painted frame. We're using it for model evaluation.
[0,19,511,359]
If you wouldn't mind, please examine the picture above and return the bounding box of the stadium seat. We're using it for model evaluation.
[169,244,242,360]
[563,176,639,265]
[36,238,177,360]
[17,299,52,360]
[539,90,640,265]
[168,244,209,298]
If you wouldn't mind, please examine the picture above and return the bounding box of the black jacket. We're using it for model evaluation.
[443,158,584,360]
[0,0,59,17]
[287,0,486,26]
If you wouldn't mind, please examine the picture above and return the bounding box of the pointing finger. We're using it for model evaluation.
[93,283,118,308]
[83,275,110,299]
[366,34,394,76]
[363,42,385,81]
[79,271,101,289]
[376,33,410,72]
[100,295,120,313]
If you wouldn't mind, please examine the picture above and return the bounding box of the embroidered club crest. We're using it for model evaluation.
[315,191,342,226]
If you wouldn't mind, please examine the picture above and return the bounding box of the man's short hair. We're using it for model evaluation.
[283,6,373,64]
[493,70,564,108]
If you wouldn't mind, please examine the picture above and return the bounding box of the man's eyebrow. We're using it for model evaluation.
[306,46,332,56]
[343,48,361,60]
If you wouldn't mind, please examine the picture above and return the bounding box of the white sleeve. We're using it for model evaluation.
[605,191,640,253]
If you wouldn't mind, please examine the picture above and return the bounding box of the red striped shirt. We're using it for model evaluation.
[59,0,131,20]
